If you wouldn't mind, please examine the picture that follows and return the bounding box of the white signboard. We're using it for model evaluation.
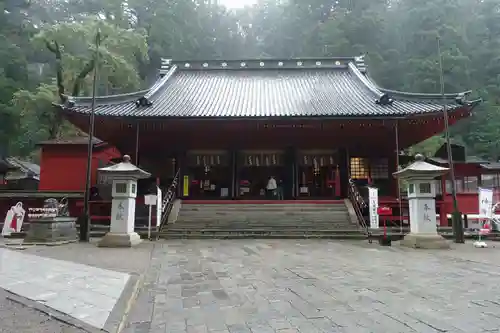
[2,202,26,236]
[144,194,157,206]
[368,187,379,229]
[479,188,493,218]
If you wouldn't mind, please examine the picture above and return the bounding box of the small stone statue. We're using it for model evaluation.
[43,197,69,217]
[58,197,69,217]
[43,198,59,209]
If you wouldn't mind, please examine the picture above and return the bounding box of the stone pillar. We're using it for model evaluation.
[394,154,450,249]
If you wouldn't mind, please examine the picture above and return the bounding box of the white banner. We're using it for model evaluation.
[156,187,162,226]
[2,202,26,236]
[479,187,494,218]
[368,187,379,229]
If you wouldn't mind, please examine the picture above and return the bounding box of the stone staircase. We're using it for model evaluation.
[159,200,365,239]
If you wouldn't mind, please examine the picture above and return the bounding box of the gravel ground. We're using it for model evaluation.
[0,289,84,333]
[0,238,156,333]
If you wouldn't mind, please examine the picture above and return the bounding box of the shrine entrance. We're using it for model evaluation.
[185,150,231,199]
[237,150,285,199]
[297,150,340,199]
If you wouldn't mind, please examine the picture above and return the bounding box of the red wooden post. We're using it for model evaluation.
[335,165,341,197]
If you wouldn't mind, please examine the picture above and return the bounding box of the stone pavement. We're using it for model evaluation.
[125,239,500,333]
[0,247,132,330]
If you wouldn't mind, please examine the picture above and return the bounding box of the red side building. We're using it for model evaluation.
[38,137,121,192]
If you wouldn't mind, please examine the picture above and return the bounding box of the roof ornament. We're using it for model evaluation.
[136,96,152,107]
[160,58,172,70]
[354,55,367,73]
[375,93,394,106]
[65,97,76,108]
[455,92,466,105]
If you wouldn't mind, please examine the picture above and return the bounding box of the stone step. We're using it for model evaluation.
[175,219,352,226]
[182,202,346,205]
[159,232,366,240]
[168,226,356,231]
[163,201,353,239]
[181,206,347,211]
[173,223,353,228]
[165,227,360,232]
[176,218,350,224]
[178,210,349,216]
[179,211,348,216]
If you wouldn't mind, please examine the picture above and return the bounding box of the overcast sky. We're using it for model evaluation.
[219,0,257,8]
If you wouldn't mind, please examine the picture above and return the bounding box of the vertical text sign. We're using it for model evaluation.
[368,187,379,229]
[479,187,493,218]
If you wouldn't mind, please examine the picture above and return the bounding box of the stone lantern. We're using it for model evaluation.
[97,155,151,247]
[393,154,450,249]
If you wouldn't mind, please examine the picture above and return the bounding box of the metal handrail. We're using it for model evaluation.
[157,169,180,237]
[348,178,369,233]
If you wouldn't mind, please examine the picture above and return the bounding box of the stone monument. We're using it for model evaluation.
[393,154,450,249]
[97,155,150,247]
[24,197,78,244]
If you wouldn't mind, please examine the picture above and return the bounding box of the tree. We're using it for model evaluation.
[15,17,149,143]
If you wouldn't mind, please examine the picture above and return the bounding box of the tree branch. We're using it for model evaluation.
[72,58,95,97]
[44,40,65,103]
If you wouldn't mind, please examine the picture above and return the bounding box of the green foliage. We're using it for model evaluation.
[32,17,148,96]
[1,0,500,162]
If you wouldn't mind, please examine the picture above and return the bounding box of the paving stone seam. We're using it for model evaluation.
[113,273,145,333]
[120,241,160,332]
[115,242,160,333]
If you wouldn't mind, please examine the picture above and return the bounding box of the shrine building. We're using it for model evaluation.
[57,56,480,202]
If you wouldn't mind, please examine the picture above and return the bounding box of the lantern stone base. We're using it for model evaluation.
[24,217,78,244]
[400,233,450,249]
[97,232,142,248]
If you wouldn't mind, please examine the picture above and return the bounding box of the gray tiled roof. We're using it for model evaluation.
[63,57,479,118]
[5,157,40,179]
[37,136,103,146]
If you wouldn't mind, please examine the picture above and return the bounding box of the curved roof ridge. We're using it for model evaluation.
[362,73,474,103]
[64,65,178,108]
[144,65,178,100]
[66,89,150,106]
[347,62,384,99]
[378,87,471,100]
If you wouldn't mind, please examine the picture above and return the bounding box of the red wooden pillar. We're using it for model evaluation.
[335,165,341,197]
[389,153,399,197]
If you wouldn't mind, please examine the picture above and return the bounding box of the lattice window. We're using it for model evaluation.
[370,158,389,179]
[350,157,369,179]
